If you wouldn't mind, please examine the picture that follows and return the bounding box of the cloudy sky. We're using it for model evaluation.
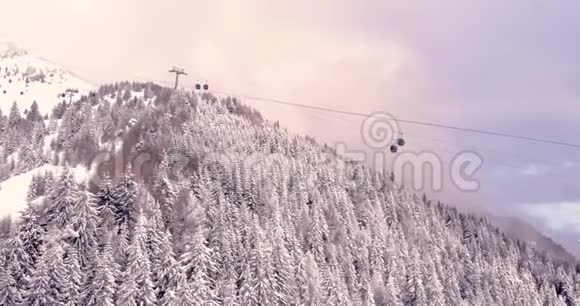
[1,0,579,254]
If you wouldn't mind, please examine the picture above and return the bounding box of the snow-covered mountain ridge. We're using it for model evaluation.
[0,46,578,305]
[0,42,94,116]
[0,42,28,59]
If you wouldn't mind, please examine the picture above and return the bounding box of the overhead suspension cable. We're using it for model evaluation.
[213,90,580,149]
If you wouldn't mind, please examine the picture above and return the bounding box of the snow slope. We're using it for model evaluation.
[0,164,90,219]
[0,42,94,115]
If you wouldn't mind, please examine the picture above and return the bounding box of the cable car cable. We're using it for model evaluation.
[292,110,580,193]
[310,110,568,169]
[212,90,580,149]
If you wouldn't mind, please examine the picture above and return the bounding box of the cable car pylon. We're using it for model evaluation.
[169,66,187,90]
[63,88,79,103]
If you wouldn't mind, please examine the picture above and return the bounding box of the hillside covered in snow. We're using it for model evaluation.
[0,42,93,116]
[0,74,578,305]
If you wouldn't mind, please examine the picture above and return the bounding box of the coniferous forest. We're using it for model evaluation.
[0,82,579,305]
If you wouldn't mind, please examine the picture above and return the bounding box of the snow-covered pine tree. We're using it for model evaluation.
[384,271,403,306]
[25,228,69,305]
[95,174,117,233]
[15,142,45,175]
[304,251,324,305]
[179,229,218,304]
[113,222,130,269]
[158,289,177,306]
[0,108,6,133]
[573,274,580,306]
[116,213,156,306]
[425,259,445,306]
[403,246,427,306]
[26,100,42,122]
[2,234,31,295]
[441,258,462,305]
[173,272,197,306]
[148,206,182,303]
[44,167,80,227]
[111,166,139,232]
[63,247,82,305]
[26,173,42,203]
[8,101,21,128]
[238,220,277,306]
[43,169,55,193]
[23,247,52,306]
[83,233,118,306]
[0,258,23,305]
[152,165,176,230]
[70,190,100,268]
[267,199,294,305]
[17,202,44,270]
[206,186,239,302]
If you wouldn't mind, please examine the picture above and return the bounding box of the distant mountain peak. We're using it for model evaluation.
[0,41,28,59]
[0,42,94,114]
